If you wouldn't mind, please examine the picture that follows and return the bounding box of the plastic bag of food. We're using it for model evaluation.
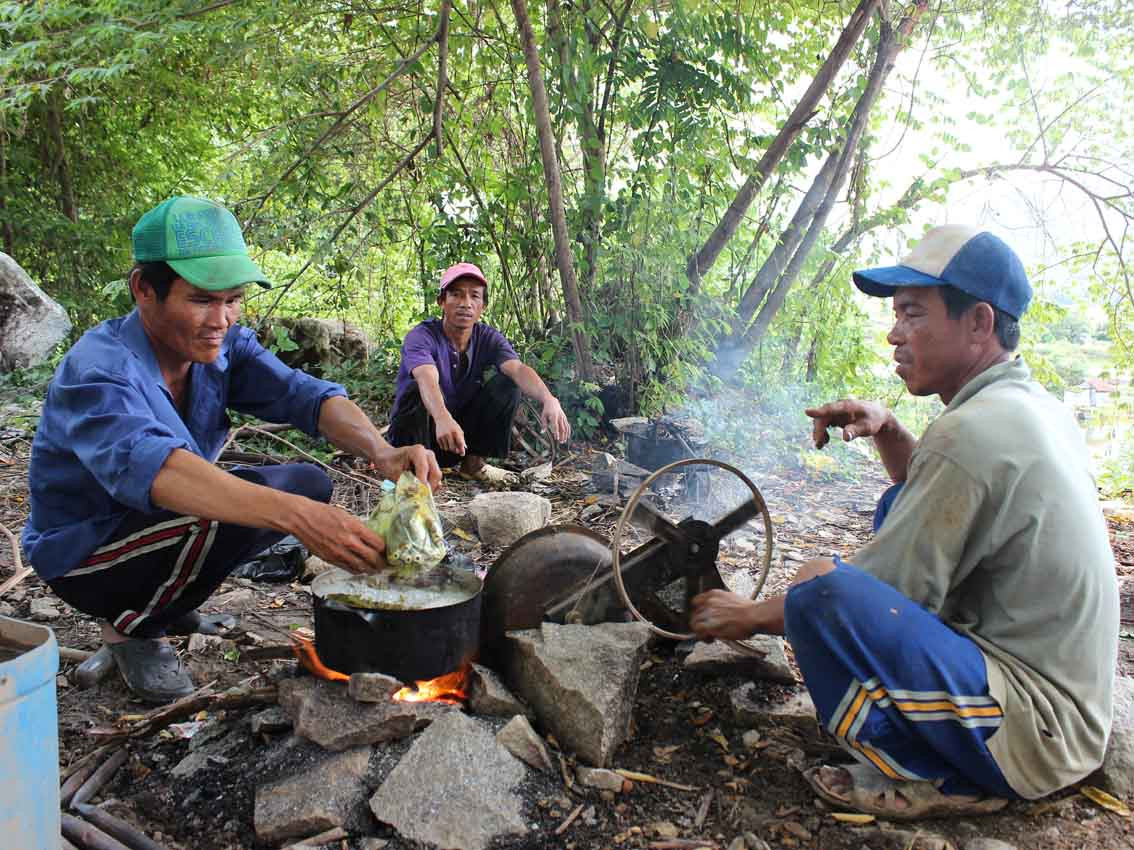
[366,471,446,579]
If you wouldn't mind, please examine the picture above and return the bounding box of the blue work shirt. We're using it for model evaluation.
[22,309,346,580]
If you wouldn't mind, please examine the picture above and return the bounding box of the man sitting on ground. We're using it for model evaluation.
[692,225,1118,817]
[386,262,570,481]
[23,196,441,703]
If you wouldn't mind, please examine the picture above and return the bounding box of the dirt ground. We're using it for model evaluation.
[2,424,1133,850]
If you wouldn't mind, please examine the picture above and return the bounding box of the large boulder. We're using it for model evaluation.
[1096,675,1134,797]
[504,621,652,766]
[254,745,372,843]
[369,712,527,850]
[0,253,71,371]
[269,317,371,373]
[469,492,552,547]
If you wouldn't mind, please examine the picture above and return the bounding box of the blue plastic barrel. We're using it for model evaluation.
[0,615,60,850]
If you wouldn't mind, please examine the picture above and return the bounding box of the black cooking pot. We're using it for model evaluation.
[311,569,482,682]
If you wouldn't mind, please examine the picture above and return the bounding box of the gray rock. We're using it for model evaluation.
[250,706,292,735]
[0,252,71,371]
[743,833,771,850]
[302,555,335,582]
[496,715,553,772]
[369,712,527,850]
[358,840,389,850]
[468,663,530,718]
[731,684,817,732]
[590,453,649,498]
[208,588,256,610]
[520,462,553,482]
[505,621,651,766]
[439,503,478,536]
[278,677,418,751]
[254,745,371,843]
[576,766,625,792]
[348,672,403,703]
[469,492,552,547]
[683,636,795,684]
[28,598,60,621]
[727,838,746,850]
[1098,675,1134,797]
[962,840,1017,850]
[186,633,224,655]
[0,602,13,617]
[847,827,955,850]
[172,727,245,778]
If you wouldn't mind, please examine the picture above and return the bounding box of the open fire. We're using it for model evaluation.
[289,632,469,703]
[392,667,469,705]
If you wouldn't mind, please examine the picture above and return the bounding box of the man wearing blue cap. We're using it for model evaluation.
[23,196,441,703]
[692,225,1118,816]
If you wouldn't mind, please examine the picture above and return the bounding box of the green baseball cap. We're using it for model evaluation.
[131,196,271,290]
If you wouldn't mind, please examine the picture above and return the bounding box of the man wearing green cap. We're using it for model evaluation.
[22,196,441,703]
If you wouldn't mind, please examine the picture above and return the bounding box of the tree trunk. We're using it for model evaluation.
[716,3,928,374]
[683,0,881,293]
[511,0,596,380]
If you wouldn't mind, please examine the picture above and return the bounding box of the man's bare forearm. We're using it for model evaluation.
[501,360,552,403]
[410,365,454,421]
[150,448,301,531]
[317,396,391,465]
[874,413,917,482]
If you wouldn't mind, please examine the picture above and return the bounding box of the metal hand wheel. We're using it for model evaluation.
[610,457,774,640]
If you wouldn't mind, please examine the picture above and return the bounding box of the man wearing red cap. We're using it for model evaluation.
[387,262,570,480]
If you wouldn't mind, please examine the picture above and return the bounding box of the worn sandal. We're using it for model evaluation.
[804,763,1009,820]
[165,610,237,636]
[457,463,516,484]
[107,639,195,704]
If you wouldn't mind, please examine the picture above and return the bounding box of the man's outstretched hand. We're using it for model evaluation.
[372,444,443,491]
[291,500,389,575]
[805,400,893,449]
[540,396,571,443]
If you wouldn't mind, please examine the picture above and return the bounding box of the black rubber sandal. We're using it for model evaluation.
[165,610,238,636]
[107,639,195,704]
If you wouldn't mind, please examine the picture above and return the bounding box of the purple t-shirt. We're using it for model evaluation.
[389,318,518,423]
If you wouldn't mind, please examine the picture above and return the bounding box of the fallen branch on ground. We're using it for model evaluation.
[614,769,699,792]
[87,685,277,741]
[0,520,31,595]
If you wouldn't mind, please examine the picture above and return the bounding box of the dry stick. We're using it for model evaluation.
[554,803,584,836]
[0,520,31,596]
[694,789,713,829]
[281,826,348,849]
[72,803,170,850]
[613,768,699,792]
[60,743,115,784]
[238,425,385,491]
[59,757,101,809]
[60,646,95,662]
[87,686,277,741]
[71,748,127,808]
[649,841,718,850]
[61,813,131,850]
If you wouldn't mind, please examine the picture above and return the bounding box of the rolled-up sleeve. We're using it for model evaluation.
[56,372,192,513]
[401,324,439,374]
[225,327,347,434]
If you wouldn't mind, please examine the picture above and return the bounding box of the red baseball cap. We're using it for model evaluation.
[439,262,488,293]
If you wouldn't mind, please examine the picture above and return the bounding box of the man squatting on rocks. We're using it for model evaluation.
[692,225,1119,817]
[22,196,441,704]
[385,262,570,482]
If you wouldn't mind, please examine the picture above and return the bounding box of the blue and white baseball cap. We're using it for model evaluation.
[852,224,1032,319]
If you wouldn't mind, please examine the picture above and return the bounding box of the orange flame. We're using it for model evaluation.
[289,633,349,682]
[393,666,470,705]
